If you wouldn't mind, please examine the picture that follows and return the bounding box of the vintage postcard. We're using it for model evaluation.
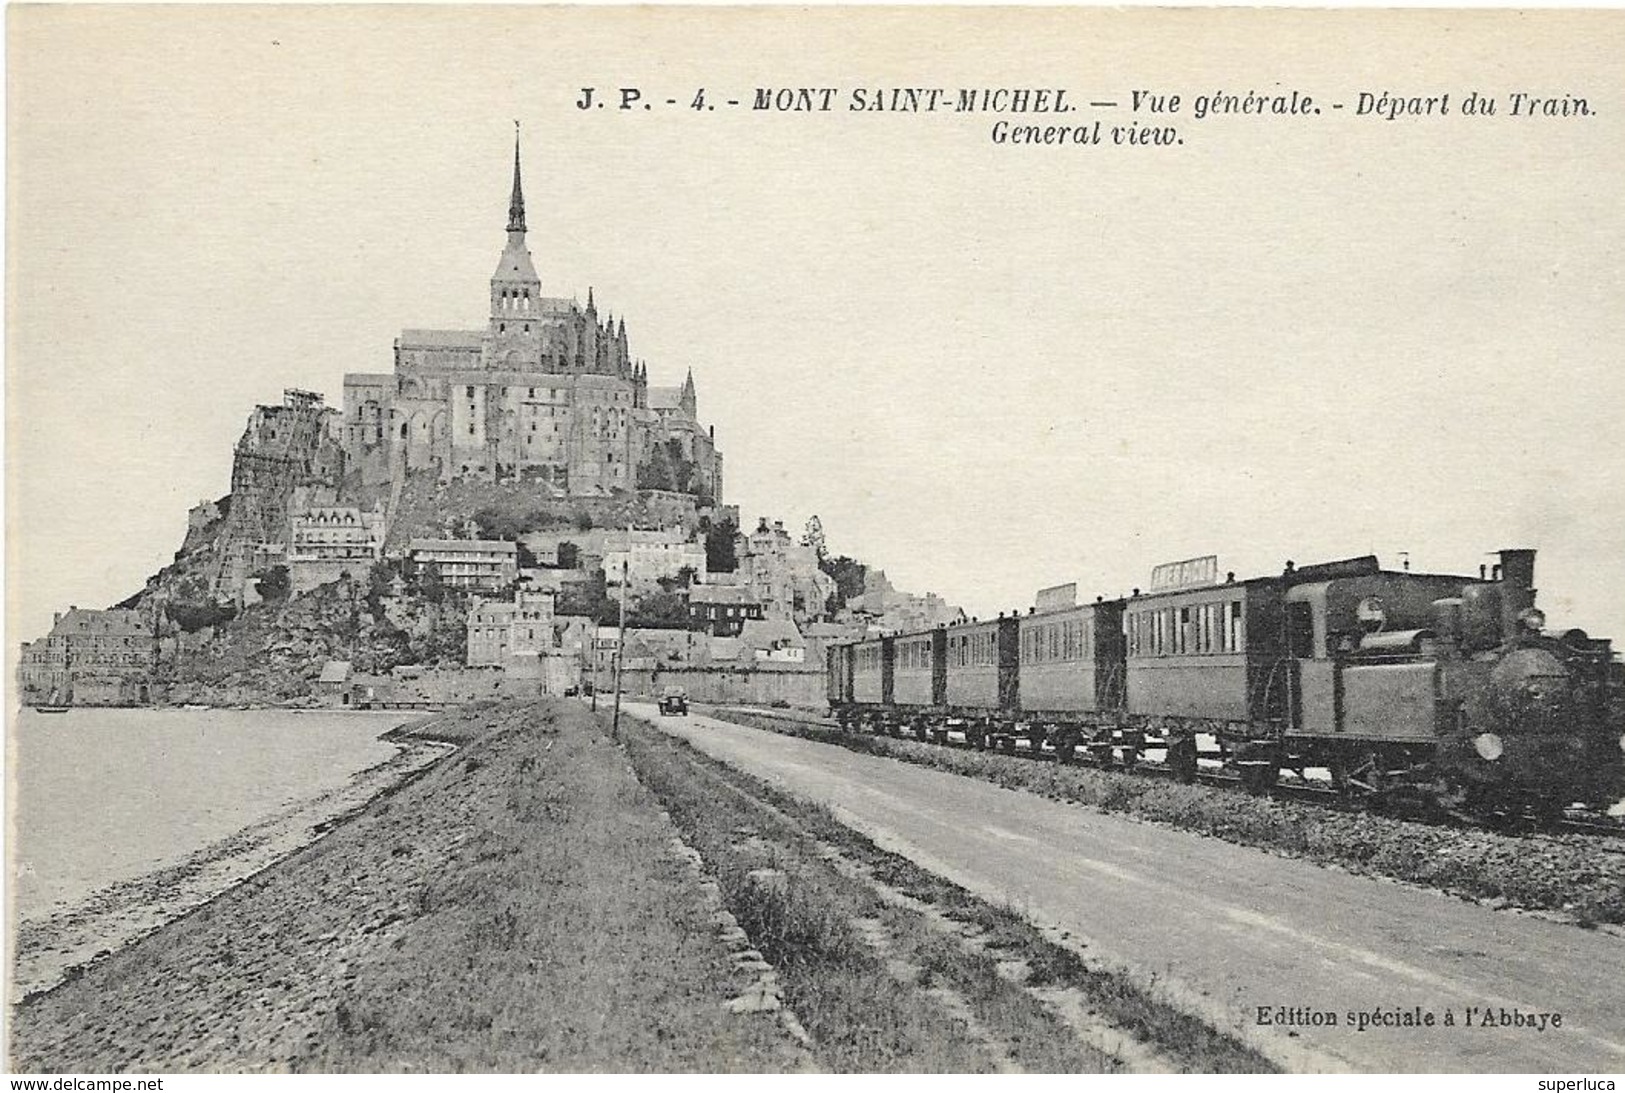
[6,5,1624,1080]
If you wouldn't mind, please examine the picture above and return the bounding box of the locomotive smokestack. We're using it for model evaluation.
[1498,548,1537,637]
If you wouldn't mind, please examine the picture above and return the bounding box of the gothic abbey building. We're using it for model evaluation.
[341,138,723,500]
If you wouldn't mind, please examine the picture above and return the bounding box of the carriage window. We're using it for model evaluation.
[1286,603,1315,659]
[1226,601,1244,651]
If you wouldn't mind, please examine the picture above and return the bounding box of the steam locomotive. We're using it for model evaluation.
[826,549,1625,820]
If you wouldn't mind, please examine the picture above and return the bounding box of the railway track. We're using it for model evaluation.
[699,703,1625,843]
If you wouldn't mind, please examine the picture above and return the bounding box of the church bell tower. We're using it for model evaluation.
[489,126,543,360]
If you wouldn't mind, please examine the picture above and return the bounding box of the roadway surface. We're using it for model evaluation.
[627,701,1625,1073]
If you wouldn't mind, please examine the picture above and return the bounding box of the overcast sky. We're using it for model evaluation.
[8,7,1624,647]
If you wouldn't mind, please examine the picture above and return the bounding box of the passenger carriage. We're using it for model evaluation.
[893,629,938,717]
[942,616,1019,745]
[848,637,889,716]
[1120,570,1284,780]
[1015,597,1126,758]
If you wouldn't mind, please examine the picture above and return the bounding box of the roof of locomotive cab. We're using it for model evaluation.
[1281,568,1485,603]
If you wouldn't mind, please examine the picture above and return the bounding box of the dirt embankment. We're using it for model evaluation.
[712,708,1625,927]
[10,734,450,1003]
[9,701,800,1073]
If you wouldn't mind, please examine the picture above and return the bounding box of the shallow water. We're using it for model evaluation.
[8,707,413,924]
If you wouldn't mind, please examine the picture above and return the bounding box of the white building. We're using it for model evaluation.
[409,538,519,591]
[288,504,387,593]
[601,527,708,589]
[740,618,807,663]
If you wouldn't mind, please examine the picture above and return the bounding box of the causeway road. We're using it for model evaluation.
[627,702,1625,1073]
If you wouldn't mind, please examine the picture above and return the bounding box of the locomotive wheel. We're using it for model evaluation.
[1168,737,1198,784]
[1525,797,1568,830]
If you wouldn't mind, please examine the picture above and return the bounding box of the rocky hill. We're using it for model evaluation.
[163,570,469,706]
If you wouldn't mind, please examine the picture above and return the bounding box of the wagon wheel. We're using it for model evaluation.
[1239,761,1278,795]
[1237,744,1279,796]
[1053,729,1077,765]
[1167,736,1198,784]
[1328,752,1357,800]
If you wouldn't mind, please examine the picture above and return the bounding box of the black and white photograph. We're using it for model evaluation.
[5,5,1624,1080]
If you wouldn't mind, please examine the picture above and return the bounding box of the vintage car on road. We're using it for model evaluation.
[658,686,689,716]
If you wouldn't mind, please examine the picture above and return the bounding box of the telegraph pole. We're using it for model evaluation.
[611,520,631,741]
[586,625,597,712]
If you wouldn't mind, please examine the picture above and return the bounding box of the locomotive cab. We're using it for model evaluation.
[1281,562,1472,743]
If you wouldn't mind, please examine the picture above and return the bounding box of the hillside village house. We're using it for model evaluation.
[739,618,807,663]
[601,527,707,589]
[409,539,519,591]
[739,518,835,623]
[288,504,386,593]
[466,587,558,668]
[687,583,765,636]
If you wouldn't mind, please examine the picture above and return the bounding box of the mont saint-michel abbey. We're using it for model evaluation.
[341,138,723,499]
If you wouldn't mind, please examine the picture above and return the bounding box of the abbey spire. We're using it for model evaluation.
[491,126,540,323]
[507,124,527,238]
